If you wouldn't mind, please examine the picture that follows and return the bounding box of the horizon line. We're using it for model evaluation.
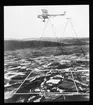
[4,36,89,40]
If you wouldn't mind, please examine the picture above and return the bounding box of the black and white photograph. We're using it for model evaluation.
[4,5,89,102]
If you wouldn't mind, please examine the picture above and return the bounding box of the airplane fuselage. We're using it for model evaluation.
[38,9,66,22]
[42,13,49,19]
[38,13,49,22]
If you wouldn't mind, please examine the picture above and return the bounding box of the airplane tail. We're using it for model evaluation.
[59,11,66,16]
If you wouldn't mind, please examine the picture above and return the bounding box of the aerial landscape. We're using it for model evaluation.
[4,38,89,102]
[4,5,89,102]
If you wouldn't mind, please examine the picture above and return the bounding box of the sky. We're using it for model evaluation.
[4,5,89,39]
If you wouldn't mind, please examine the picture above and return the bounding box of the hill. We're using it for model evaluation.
[4,38,89,51]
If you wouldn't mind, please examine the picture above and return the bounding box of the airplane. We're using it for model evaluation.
[38,9,66,22]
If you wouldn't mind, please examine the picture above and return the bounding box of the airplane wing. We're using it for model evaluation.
[37,15,43,19]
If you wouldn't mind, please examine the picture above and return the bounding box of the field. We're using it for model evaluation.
[4,38,89,102]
